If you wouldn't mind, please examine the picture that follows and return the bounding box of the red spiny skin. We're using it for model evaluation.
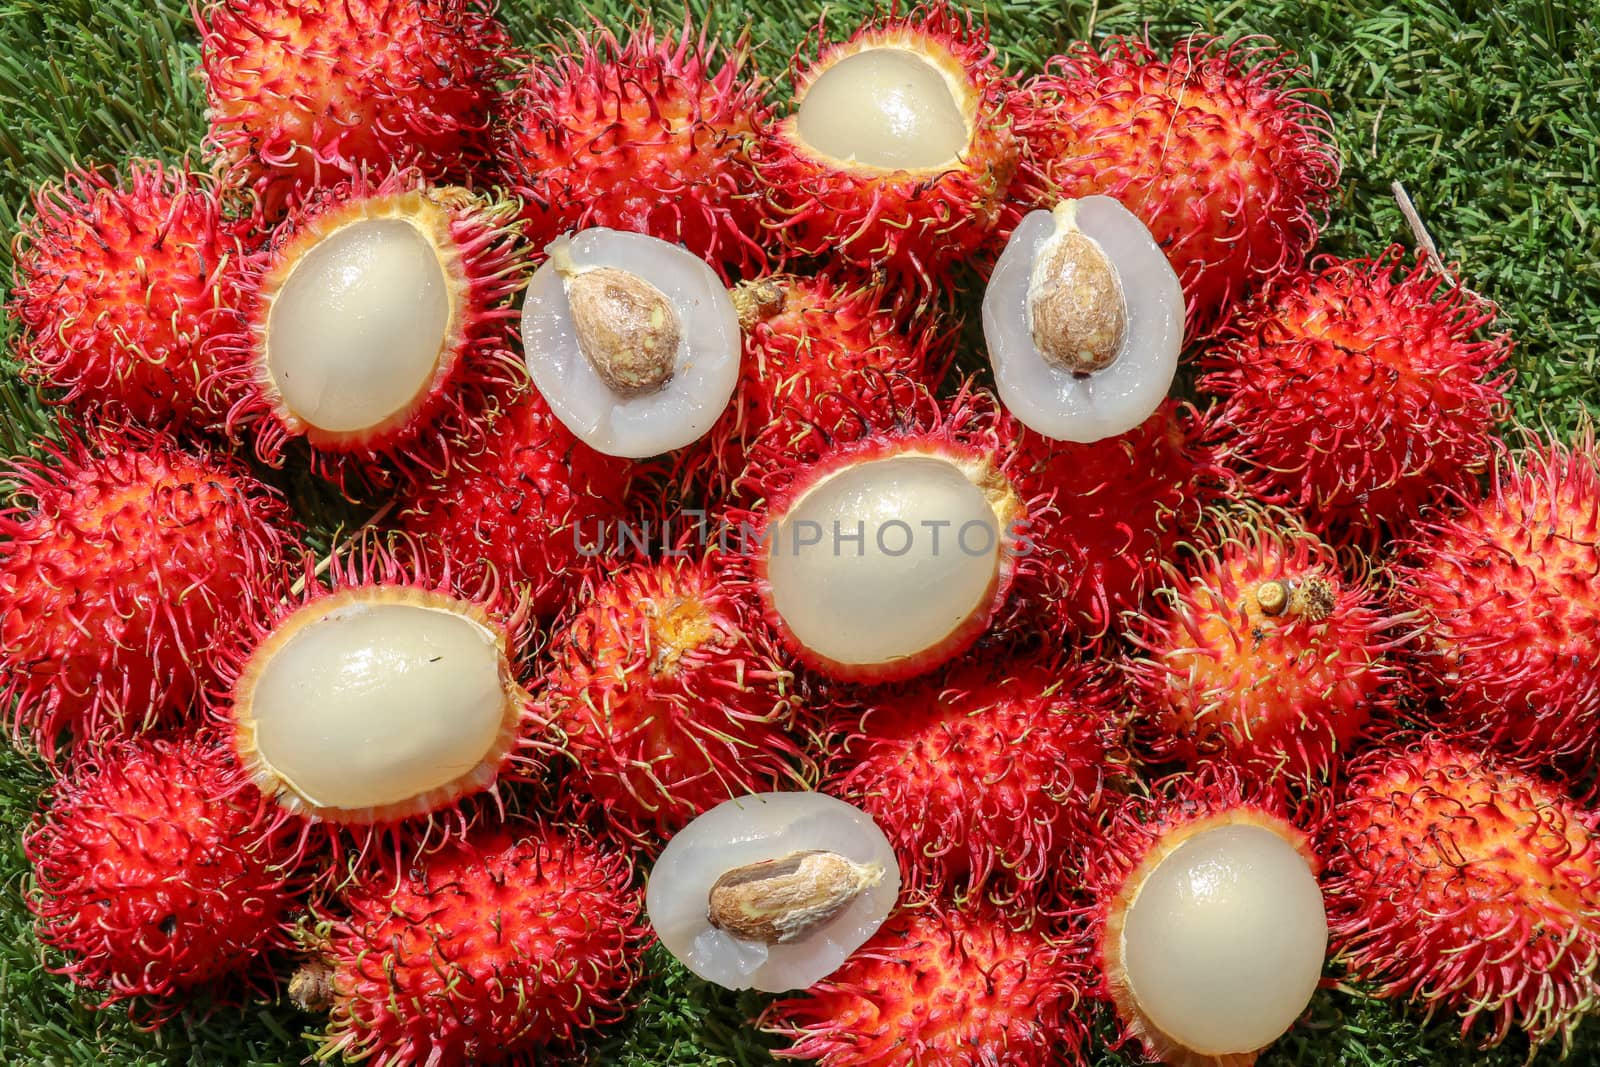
[754,4,1020,301]
[500,17,772,281]
[1202,249,1511,534]
[1126,516,1411,785]
[0,430,298,761]
[25,734,300,1023]
[197,0,511,216]
[320,825,647,1066]
[765,902,1088,1067]
[1011,35,1340,336]
[8,162,246,430]
[533,552,808,842]
[1323,738,1600,1049]
[1395,435,1600,765]
[826,655,1123,905]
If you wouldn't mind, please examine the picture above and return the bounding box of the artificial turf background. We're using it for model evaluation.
[0,0,1596,1063]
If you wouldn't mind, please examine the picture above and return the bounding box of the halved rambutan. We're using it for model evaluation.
[1011,35,1340,335]
[753,3,1020,298]
[1395,433,1600,764]
[531,550,808,841]
[825,652,1123,905]
[1201,248,1511,533]
[500,17,771,280]
[310,822,647,1065]
[1088,770,1327,1067]
[764,900,1087,1066]
[25,733,300,1022]
[215,172,525,489]
[0,429,298,760]
[1125,511,1410,785]
[8,161,245,430]
[1323,737,1600,1049]
[734,373,1041,684]
[197,0,511,215]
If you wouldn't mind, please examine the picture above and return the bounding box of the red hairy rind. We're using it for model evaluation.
[318,823,648,1066]
[531,549,810,843]
[1323,737,1600,1050]
[0,427,299,762]
[825,652,1125,906]
[754,3,1020,300]
[8,161,247,430]
[1010,34,1340,336]
[1125,511,1414,786]
[763,900,1089,1067]
[196,0,511,216]
[1395,432,1600,765]
[25,733,301,1024]
[1201,248,1511,534]
[500,15,772,280]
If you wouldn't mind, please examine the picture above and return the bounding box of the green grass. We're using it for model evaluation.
[1,0,1598,1063]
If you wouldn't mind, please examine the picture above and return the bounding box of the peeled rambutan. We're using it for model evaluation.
[1201,248,1511,533]
[8,161,245,430]
[0,429,298,760]
[825,653,1123,905]
[500,17,771,280]
[1125,511,1409,784]
[197,0,511,215]
[1395,433,1600,764]
[532,550,807,841]
[764,900,1087,1066]
[25,733,300,1020]
[1011,35,1340,335]
[753,3,1020,298]
[1323,737,1600,1049]
[215,172,525,488]
[311,822,647,1065]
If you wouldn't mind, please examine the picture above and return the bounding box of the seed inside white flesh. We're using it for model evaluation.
[983,196,1182,443]
[766,455,1001,672]
[796,48,968,171]
[522,228,740,458]
[1122,823,1327,1057]
[267,218,451,434]
[245,599,511,812]
[648,791,901,992]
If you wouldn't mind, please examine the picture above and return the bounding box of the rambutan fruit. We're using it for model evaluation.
[8,161,245,430]
[1201,248,1511,533]
[310,822,647,1065]
[1394,433,1600,764]
[753,3,1020,299]
[1125,512,1410,784]
[826,653,1123,905]
[500,17,771,280]
[197,0,511,215]
[25,734,299,1020]
[1088,770,1327,1067]
[532,551,808,841]
[0,429,298,760]
[1011,35,1340,335]
[764,900,1087,1066]
[1323,737,1600,1049]
[216,173,525,488]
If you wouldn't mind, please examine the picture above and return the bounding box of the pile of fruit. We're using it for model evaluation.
[3,1,1597,1065]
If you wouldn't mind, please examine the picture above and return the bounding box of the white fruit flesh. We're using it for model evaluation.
[796,48,968,170]
[1122,823,1327,1056]
[521,228,740,458]
[244,598,511,813]
[766,454,1001,671]
[983,196,1182,443]
[647,791,901,992]
[267,218,451,434]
